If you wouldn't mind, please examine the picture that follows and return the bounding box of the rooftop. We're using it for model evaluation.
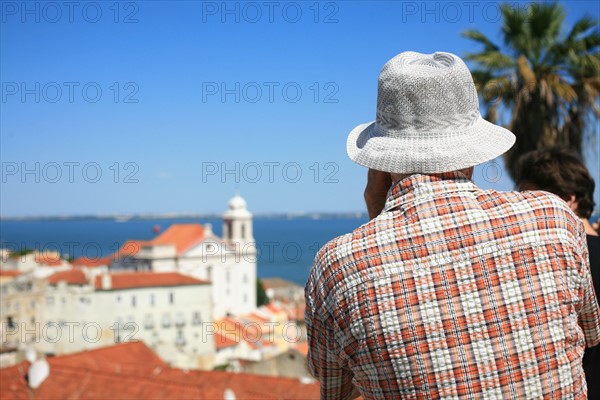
[94,271,209,291]
[47,269,88,286]
[0,270,22,277]
[0,341,319,399]
[147,224,205,255]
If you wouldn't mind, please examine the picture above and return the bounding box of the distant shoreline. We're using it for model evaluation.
[0,212,369,222]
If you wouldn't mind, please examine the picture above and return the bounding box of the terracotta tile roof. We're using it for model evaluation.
[0,361,30,399]
[0,270,22,277]
[214,317,278,351]
[34,253,64,267]
[47,269,88,286]
[72,256,112,268]
[215,333,239,349]
[49,341,167,372]
[148,224,205,255]
[0,342,320,399]
[94,272,209,291]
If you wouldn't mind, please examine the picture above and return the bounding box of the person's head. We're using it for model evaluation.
[516,146,596,219]
[346,51,515,175]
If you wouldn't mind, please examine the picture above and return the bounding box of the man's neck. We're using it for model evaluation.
[583,218,598,236]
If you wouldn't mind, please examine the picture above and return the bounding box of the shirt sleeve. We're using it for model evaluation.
[575,226,600,347]
[305,252,356,400]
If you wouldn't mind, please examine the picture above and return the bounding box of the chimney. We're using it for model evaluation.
[28,359,50,389]
[101,273,112,290]
[204,223,213,236]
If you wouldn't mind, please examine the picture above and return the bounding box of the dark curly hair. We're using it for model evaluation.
[515,146,596,219]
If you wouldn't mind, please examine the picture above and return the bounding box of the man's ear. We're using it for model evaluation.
[566,195,578,212]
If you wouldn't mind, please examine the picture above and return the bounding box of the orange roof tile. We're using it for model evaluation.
[34,253,64,267]
[48,269,88,286]
[72,256,112,268]
[50,341,166,372]
[0,270,21,277]
[94,272,209,291]
[148,224,205,255]
[0,342,320,399]
[0,361,29,400]
[215,333,239,349]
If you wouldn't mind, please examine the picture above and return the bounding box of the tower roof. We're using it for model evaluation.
[223,195,252,218]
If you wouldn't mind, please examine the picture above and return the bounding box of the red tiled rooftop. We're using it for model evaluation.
[148,224,205,255]
[34,253,64,267]
[215,333,239,349]
[0,341,320,399]
[48,269,88,286]
[0,270,22,277]
[0,362,29,400]
[50,341,166,372]
[72,256,112,268]
[94,272,209,290]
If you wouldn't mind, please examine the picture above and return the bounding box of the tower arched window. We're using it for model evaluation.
[241,224,246,239]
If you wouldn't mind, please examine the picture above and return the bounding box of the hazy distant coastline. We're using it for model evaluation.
[0,212,368,222]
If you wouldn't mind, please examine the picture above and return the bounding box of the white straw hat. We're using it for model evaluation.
[346,51,515,173]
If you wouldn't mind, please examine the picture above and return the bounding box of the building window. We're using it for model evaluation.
[169,292,174,305]
[150,294,155,306]
[192,312,202,326]
[175,330,186,347]
[241,224,246,238]
[227,221,233,239]
[243,274,247,284]
[226,270,230,283]
[46,296,54,306]
[116,295,121,304]
[243,293,248,304]
[144,314,154,330]
[132,296,136,307]
[175,312,185,327]
[162,313,171,328]
[206,266,212,281]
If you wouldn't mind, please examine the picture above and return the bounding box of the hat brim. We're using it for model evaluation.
[346,118,516,174]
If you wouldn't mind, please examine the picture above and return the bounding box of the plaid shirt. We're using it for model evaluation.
[305,172,600,399]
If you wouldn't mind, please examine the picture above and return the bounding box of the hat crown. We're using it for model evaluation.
[376,52,480,131]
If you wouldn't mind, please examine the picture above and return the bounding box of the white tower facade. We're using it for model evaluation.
[218,194,257,317]
[222,195,254,245]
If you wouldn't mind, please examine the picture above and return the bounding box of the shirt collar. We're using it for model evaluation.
[383,172,478,212]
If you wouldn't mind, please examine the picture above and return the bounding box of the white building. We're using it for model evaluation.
[2,270,215,370]
[1,195,260,369]
[122,195,257,319]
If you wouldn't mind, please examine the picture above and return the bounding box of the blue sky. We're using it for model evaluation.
[1,0,599,216]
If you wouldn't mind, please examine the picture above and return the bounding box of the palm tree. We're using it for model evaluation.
[462,2,599,180]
